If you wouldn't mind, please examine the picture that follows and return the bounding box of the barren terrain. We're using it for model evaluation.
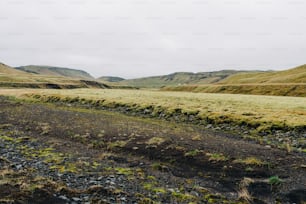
[0,96,305,203]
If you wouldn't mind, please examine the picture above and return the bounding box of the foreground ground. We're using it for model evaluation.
[0,96,305,203]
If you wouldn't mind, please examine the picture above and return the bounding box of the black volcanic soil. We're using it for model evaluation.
[0,96,305,204]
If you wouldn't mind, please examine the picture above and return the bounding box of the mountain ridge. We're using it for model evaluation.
[113,70,254,88]
[98,76,125,82]
[15,65,94,80]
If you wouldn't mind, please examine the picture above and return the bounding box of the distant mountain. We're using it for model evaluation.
[15,65,94,79]
[0,63,109,89]
[162,65,306,97]
[98,76,125,82]
[219,65,306,84]
[116,70,247,88]
[0,63,28,75]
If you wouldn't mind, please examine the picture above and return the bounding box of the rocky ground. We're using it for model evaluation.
[0,96,305,204]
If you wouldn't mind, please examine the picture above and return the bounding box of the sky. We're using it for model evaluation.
[0,0,306,79]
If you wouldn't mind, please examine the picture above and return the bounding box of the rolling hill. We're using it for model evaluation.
[162,65,306,97]
[219,64,306,84]
[115,70,246,88]
[0,63,28,75]
[15,65,94,80]
[98,76,125,82]
[0,63,108,89]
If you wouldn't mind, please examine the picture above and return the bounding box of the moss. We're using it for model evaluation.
[171,191,196,202]
[206,153,228,162]
[146,137,166,146]
[0,135,15,142]
[233,157,264,166]
[143,182,154,191]
[50,163,78,173]
[107,140,127,150]
[138,197,157,204]
[153,187,166,194]
[147,175,156,181]
[268,176,282,185]
[151,162,168,171]
[115,167,133,176]
[184,149,202,157]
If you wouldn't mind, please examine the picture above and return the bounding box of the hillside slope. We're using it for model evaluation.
[98,76,125,82]
[0,63,108,89]
[0,63,29,75]
[219,65,306,84]
[161,65,306,96]
[117,70,245,88]
[15,65,94,79]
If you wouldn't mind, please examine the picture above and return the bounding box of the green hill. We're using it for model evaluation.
[98,76,125,82]
[0,63,108,89]
[0,63,28,75]
[219,65,306,84]
[15,65,94,80]
[161,65,306,97]
[116,70,245,88]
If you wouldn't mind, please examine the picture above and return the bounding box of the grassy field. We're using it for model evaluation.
[1,88,305,131]
[161,83,306,97]
[219,65,306,84]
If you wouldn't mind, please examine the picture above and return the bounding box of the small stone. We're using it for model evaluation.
[72,197,82,202]
[206,124,213,129]
[89,180,98,185]
[16,164,23,170]
[58,195,69,201]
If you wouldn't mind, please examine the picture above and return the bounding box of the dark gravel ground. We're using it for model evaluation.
[0,96,305,204]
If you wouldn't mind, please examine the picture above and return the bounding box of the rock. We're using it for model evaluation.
[72,197,82,202]
[144,109,151,114]
[58,195,69,201]
[15,164,23,170]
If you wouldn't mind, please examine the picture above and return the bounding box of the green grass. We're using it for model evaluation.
[233,157,264,166]
[161,84,306,97]
[0,88,305,131]
[220,65,306,84]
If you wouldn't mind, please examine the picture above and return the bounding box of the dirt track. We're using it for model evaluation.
[0,97,305,203]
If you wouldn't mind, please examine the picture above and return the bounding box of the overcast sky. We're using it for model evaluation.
[0,0,306,78]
